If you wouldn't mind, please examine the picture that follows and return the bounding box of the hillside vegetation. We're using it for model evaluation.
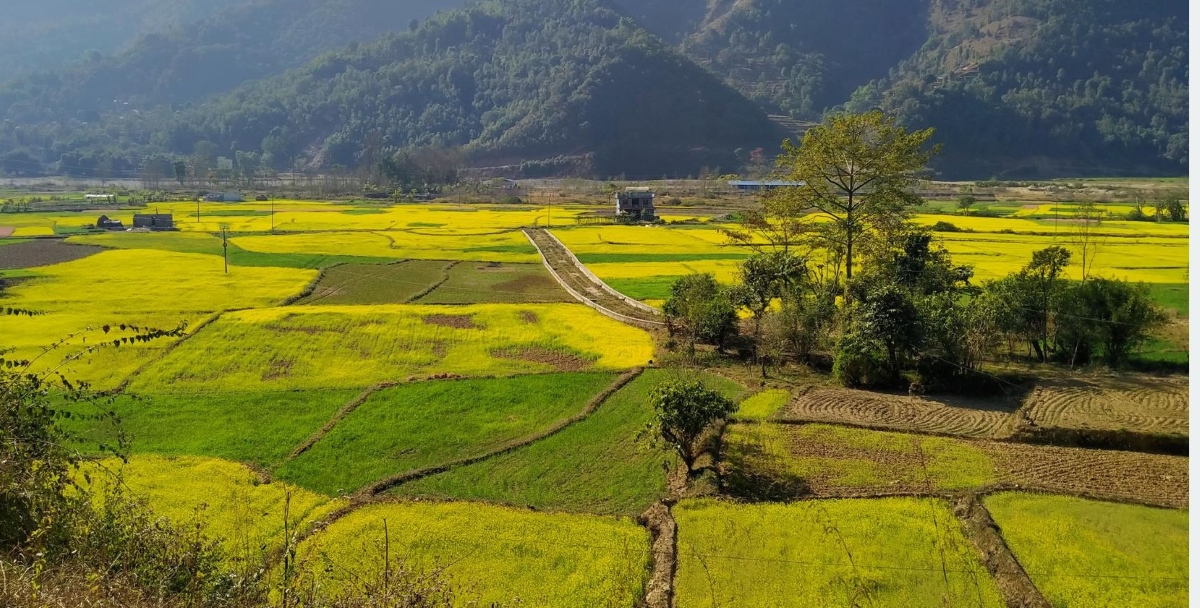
[0,0,1187,178]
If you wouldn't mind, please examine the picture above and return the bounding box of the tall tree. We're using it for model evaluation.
[773,111,936,290]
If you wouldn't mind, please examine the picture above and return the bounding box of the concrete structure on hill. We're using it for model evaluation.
[615,187,655,221]
[132,213,175,231]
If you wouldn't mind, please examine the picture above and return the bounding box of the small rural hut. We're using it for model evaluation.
[132,214,175,231]
[615,187,655,221]
[95,215,124,230]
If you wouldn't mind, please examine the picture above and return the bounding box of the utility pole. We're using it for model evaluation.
[197,199,201,223]
[271,199,275,232]
[222,225,229,274]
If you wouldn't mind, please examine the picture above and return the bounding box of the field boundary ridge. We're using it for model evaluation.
[288,381,399,460]
[361,367,645,496]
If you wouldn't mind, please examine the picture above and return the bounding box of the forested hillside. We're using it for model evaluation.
[849,0,1189,177]
[0,0,465,123]
[0,0,250,82]
[0,0,1187,178]
[0,0,782,179]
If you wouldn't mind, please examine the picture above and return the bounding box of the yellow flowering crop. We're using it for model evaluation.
[82,455,346,567]
[231,230,540,263]
[130,303,655,392]
[1,249,314,388]
[297,501,649,607]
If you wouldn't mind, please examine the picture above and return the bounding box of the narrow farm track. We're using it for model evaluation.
[524,228,665,330]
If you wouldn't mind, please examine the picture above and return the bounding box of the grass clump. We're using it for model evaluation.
[278,373,617,495]
[674,497,1004,608]
[394,369,743,516]
[985,492,1187,608]
[299,501,649,607]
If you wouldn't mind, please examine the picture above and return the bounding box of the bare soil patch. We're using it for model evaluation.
[519,310,539,324]
[777,387,1018,438]
[983,442,1187,508]
[491,346,594,371]
[0,227,14,238]
[421,314,482,330]
[1021,375,1188,436]
[0,239,103,269]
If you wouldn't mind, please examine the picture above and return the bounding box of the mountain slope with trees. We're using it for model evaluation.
[846,0,1188,177]
[0,0,784,179]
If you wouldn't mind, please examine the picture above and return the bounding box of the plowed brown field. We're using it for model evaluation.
[1022,375,1188,436]
[777,387,1019,438]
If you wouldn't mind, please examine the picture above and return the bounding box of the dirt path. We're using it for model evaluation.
[954,494,1051,608]
[524,228,664,329]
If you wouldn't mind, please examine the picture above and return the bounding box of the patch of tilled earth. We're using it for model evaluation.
[421,314,483,329]
[1023,375,1189,436]
[0,239,104,269]
[766,424,1188,508]
[983,442,1187,508]
[491,346,595,371]
[777,387,1017,439]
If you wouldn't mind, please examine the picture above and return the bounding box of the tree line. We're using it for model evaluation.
[662,112,1170,391]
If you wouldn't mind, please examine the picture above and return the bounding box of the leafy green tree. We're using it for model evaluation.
[663,274,738,353]
[956,195,975,213]
[647,379,736,473]
[773,111,937,291]
[732,251,807,375]
[1055,278,1167,367]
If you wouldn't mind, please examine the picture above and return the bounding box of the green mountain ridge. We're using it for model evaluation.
[0,0,1187,179]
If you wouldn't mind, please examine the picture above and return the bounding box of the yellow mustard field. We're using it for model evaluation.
[0,249,314,388]
[82,455,346,567]
[130,303,655,392]
[231,230,541,263]
[297,501,649,608]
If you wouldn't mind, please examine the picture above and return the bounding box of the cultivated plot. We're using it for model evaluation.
[985,493,1187,608]
[295,260,450,305]
[0,248,314,388]
[722,423,1188,507]
[82,455,346,568]
[232,230,540,263]
[65,389,358,469]
[277,372,617,495]
[395,369,745,516]
[674,498,1005,608]
[1022,374,1189,436]
[416,261,571,304]
[129,304,655,392]
[777,387,1019,439]
[297,501,649,607]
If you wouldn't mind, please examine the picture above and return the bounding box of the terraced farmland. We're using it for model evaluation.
[776,386,1020,438]
[1022,374,1189,436]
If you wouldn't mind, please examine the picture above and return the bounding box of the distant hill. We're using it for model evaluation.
[0,0,466,124]
[0,0,783,179]
[848,0,1189,178]
[0,0,251,82]
[0,0,1187,179]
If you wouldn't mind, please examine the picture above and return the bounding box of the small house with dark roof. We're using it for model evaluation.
[132,213,175,231]
[615,187,655,221]
[96,215,124,230]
